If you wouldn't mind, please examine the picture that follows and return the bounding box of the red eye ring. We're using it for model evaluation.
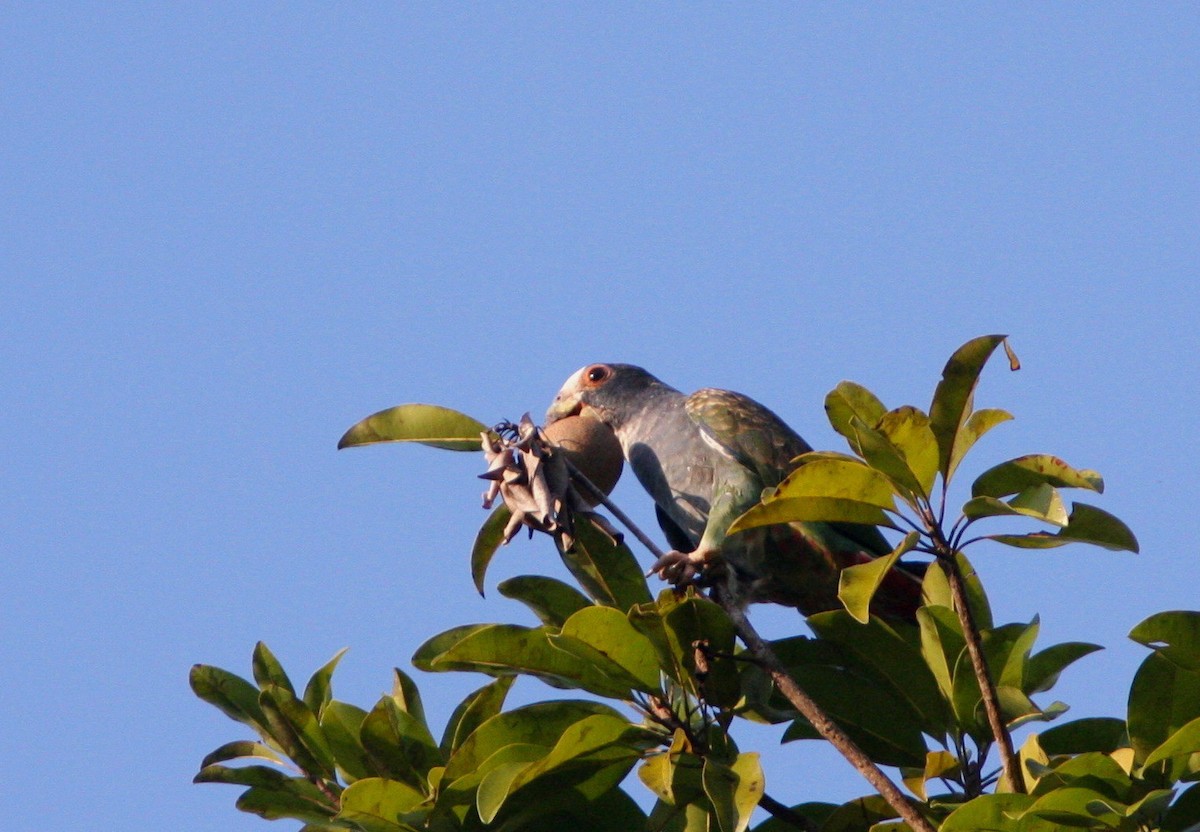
[585,364,611,385]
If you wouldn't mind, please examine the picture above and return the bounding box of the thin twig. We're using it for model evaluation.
[941,552,1025,794]
[759,792,818,832]
[563,459,667,559]
[565,461,936,832]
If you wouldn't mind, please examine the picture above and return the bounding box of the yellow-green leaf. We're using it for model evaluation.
[770,456,898,509]
[1141,716,1200,771]
[986,503,1138,553]
[729,497,893,535]
[825,381,887,455]
[702,753,764,832]
[972,454,1104,499]
[837,532,919,624]
[1130,611,1200,672]
[877,406,939,496]
[336,777,426,831]
[946,408,1013,482]
[498,575,591,628]
[552,606,662,694]
[338,403,489,452]
[962,484,1069,527]
[929,334,1009,480]
[471,505,512,596]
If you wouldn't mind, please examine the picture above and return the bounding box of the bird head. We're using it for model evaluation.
[546,363,663,430]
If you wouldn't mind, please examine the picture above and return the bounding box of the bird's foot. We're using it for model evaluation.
[648,550,705,587]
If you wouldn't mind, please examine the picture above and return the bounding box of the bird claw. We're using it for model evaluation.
[648,550,703,586]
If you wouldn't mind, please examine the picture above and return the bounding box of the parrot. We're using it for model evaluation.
[545,363,923,620]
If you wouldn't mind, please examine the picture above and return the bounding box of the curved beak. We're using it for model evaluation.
[545,390,583,424]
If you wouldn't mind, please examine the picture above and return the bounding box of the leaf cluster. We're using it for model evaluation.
[195,336,1167,831]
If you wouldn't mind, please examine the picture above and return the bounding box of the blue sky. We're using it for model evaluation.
[3,5,1197,829]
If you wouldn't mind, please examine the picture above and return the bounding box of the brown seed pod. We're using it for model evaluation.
[542,415,624,505]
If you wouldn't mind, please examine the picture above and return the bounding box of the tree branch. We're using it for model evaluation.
[716,588,936,832]
[565,461,936,832]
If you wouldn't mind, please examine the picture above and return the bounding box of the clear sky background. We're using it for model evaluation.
[3,5,1198,830]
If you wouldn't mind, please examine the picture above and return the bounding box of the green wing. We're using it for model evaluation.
[685,387,892,556]
[684,388,811,488]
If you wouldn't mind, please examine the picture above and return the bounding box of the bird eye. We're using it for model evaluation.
[585,364,611,385]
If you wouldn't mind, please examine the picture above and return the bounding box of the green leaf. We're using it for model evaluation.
[1130,611,1200,672]
[1025,642,1103,694]
[193,763,293,789]
[259,683,338,780]
[837,531,919,623]
[389,668,428,728]
[498,575,591,627]
[728,497,893,535]
[415,622,638,699]
[808,611,950,735]
[1039,751,1134,798]
[921,552,993,630]
[477,760,533,824]
[558,515,652,611]
[917,605,966,702]
[901,750,960,801]
[411,624,491,672]
[929,334,1008,481]
[961,484,1069,527]
[702,754,763,832]
[235,783,338,823]
[359,697,438,790]
[442,700,625,782]
[1142,716,1200,771]
[825,381,887,455]
[768,455,898,509]
[1039,717,1129,755]
[662,593,740,708]
[819,794,904,832]
[945,407,1014,484]
[200,740,284,768]
[252,642,296,695]
[1128,652,1200,775]
[303,648,348,716]
[190,664,271,736]
[876,406,939,496]
[319,701,373,781]
[336,778,426,832]
[949,648,987,740]
[1050,502,1139,551]
[553,606,662,694]
[972,454,1104,499]
[1024,786,1126,828]
[483,766,647,830]
[437,741,545,813]
[940,792,1034,832]
[776,640,928,766]
[439,676,515,756]
[471,505,512,596]
[992,618,1040,690]
[851,418,927,500]
[337,403,489,452]
[986,502,1138,553]
[494,714,648,819]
